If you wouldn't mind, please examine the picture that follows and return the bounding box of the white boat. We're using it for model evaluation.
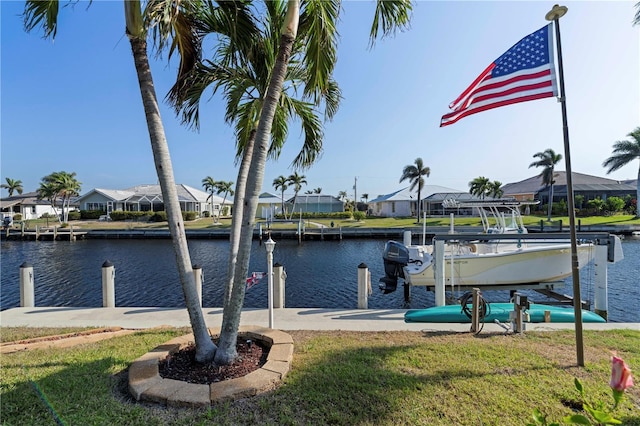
[380,200,595,292]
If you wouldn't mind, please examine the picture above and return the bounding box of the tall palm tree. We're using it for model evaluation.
[287,172,307,218]
[202,176,219,222]
[1,178,23,196]
[603,127,640,217]
[399,157,430,221]
[22,0,217,363]
[529,148,563,221]
[338,190,347,201]
[273,175,289,217]
[487,181,503,199]
[362,193,369,203]
[469,176,491,199]
[215,180,234,217]
[313,187,322,194]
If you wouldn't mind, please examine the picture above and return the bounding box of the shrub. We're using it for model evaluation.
[67,211,81,221]
[587,198,606,214]
[605,196,625,213]
[40,213,56,219]
[108,211,150,221]
[182,211,197,221]
[13,213,22,221]
[353,211,366,221]
[80,210,104,220]
[202,211,210,218]
[149,211,168,222]
[60,222,69,228]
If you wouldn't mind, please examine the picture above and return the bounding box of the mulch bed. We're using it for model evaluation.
[159,339,269,384]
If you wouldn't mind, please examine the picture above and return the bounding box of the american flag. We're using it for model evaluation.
[246,272,266,290]
[440,24,558,127]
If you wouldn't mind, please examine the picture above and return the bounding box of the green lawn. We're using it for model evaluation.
[1,328,638,425]
[16,214,639,232]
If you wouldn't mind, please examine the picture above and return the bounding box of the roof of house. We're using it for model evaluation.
[78,184,230,204]
[369,185,466,203]
[0,191,63,208]
[286,194,343,203]
[502,171,637,195]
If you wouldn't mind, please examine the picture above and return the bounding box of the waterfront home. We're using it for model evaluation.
[502,171,637,207]
[286,194,345,215]
[0,191,67,220]
[76,184,232,218]
[369,185,478,217]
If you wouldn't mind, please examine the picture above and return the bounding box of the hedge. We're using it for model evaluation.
[80,210,105,219]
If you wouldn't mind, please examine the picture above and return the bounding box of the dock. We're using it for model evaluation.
[3,226,88,241]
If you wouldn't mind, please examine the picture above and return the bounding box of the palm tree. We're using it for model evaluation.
[202,176,218,222]
[487,181,503,199]
[40,171,81,223]
[170,0,412,363]
[338,190,347,201]
[215,181,234,217]
[287,172,307,219]
[469,176,491,199]
[361,193,369,203]
[399,157,430,221]
[313,187,322,194]
[22,0,216,362]
[603,127,640,217]
[1,178,23,197]
[273,175,289,218]
[634,2,640,26]
[36,181,61,222]
[529,148,563,221]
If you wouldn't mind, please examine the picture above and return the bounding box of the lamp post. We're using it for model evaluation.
[264,236,276,329]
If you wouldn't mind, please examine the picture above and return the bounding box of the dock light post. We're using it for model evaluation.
[265,236,276,329]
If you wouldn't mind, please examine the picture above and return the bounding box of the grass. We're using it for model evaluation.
[1,328,639,425]
[14,214,640,232]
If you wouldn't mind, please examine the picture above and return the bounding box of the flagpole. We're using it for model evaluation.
[546,4,584,367]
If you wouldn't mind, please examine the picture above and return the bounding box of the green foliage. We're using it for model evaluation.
[80,210,105,219]
[12,213,22,221]
[352,211,366,221]
[182,211,197,221]
[605,197,626,213]
[67,210,81,221]
[108,211,150,221]
[202,210,210,218]
[275,211,352,220]
[552,199,567,215]
[587,198,606,213]
[39,213,56,219]
[149,211,167,222]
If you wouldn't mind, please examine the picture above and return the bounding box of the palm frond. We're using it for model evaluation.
[299,0,340,102]
[285,97,323,169]
[22,0,60,39]
[369,0,412,48]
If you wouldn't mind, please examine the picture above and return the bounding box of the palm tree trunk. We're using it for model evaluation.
[128,34,215,363]
[215,2,299,365]
[547,184,554,221]
[224,131,255,307]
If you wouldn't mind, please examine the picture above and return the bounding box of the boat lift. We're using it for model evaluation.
[429,232,624,320]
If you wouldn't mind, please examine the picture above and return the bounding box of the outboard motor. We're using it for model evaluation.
[379,240,409,293]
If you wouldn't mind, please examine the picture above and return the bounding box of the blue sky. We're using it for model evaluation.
[1,1,638,201]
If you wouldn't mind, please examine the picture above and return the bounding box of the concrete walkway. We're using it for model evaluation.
[2,307,638,332]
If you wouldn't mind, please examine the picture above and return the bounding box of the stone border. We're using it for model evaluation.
[128,325,293,407]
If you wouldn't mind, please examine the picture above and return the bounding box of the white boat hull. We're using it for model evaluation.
[403,242,594,288]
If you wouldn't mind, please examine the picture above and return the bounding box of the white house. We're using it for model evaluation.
[0,192,66,220]
[76,184,232,218]
[369,185,474,217]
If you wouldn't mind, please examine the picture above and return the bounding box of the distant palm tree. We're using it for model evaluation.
[603,127,640,217]
[202,176,218,222]
[400,157,431,221]
[487,181,503,199]
[338,190,347,201]
[36,181,61,222]
[313,187,322,194]
[469,176,491,199]
[361,193,369,203]
[304,190,313,194]
[1,178,23,196]
[529,148,563,221]
[287,172,307,219]
[273,175,289,218]
[215,181,234,217]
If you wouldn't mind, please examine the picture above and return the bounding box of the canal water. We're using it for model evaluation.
[1,238,638,322]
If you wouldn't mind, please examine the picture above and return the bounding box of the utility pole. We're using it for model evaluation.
[353,177,358,212]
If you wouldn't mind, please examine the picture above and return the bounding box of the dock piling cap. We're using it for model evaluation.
[102,260,114,267]
[20,261,33,268]
[358,263,368,268]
